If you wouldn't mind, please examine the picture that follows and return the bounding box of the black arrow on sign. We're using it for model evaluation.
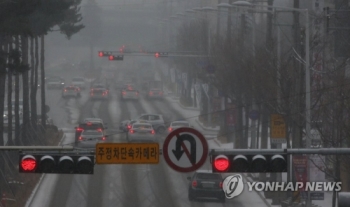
[172,134,196,165]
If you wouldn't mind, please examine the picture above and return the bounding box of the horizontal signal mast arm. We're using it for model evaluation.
[210,148,350,155]
[0,146,75,151]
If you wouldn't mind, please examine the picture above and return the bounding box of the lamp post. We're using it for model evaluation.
[251,4,311,206]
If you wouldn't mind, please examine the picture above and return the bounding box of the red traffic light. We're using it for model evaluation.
[98,51,103,57]
[21,155,37,172]
[155,52,159,58]
[213,155,230,172]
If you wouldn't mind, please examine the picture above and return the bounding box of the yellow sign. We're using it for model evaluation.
[270,114,286,139]
[96,143,159,164]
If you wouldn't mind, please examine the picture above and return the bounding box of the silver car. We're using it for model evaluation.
[168,121,191,133]
[62,86,80,98]
[72,77,86,89]
[127,123,156,142]
[77,130,106,147]
[121,89,139,100]
[47,77,65,89]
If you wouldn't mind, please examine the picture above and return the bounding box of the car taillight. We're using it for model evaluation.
[192,180,197,187]
[122,91,126,95]
[168,127,172,131]
[79,136,82,140]
[127,125,131,129]
[129,130,134,134]
[102,137,106,140]
[76,128,83,131]
[219,182,223,188]
[97,128,102,132]
[151,130,155,134]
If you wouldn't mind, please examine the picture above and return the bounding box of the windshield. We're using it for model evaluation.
[172,122,189,127]
[4,1,337,207]
[82,131,102,136]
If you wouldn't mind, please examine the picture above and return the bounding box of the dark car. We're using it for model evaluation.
[74,121,107,144]
[187,170,225,203]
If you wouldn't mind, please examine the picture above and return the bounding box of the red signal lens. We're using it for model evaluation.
[21,156,37,171]
[155,53,159,58]
[127,125,131,129]
[79,136,82,140]
[151,130,155,134]
[129,130,134,134]
[102,137,106,140]
[109,55,114,60]
[214,155,230,172]
[98,52,103,57]
[168,127,172,132]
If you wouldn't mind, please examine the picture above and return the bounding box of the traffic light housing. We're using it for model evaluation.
[109,55,124,61]
[19,152,95,174]
[154,52,168,58]
[211,153,287,173]
[98,51,113,57]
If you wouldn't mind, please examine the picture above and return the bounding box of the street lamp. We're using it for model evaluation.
[249,4,311,206]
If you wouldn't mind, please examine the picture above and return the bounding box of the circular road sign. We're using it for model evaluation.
[163,127,209,173]
[249,110,259,120]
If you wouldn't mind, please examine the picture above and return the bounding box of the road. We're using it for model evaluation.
[26,56,268,207]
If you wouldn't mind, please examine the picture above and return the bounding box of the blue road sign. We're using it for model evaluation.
[249,110,260,120]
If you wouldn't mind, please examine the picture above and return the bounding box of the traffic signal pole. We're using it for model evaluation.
[210,148,350,155]
[0,146,74,150]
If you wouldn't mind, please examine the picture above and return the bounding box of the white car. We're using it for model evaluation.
[127,122,156,142]
[62,86,81,98]
[168,120,191,133]
[77,130,106,147]
[72,77,86,89]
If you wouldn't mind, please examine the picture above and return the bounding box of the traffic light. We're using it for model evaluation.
[154,52,168,58]
[108,55,123,61]
[98,51,113,57]
[211,153,287,173]
[19,152,95,174]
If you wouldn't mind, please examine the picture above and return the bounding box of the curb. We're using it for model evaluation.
[194,118,220,132]
[243,174,273,207]
[25,132,67,207]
